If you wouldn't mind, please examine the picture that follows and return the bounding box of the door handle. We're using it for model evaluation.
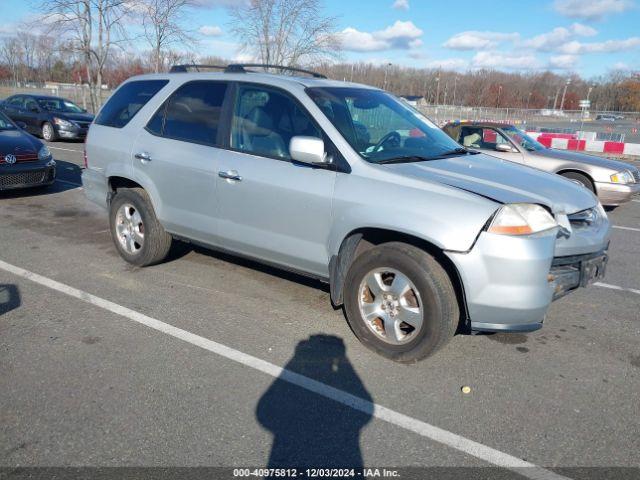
[135,152,152,163]
[218,170,242,181]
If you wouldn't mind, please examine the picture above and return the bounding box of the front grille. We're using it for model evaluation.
[75,121,91,129]
[632,169,640,183]
[0,154,38,164]
[0,170,50,188]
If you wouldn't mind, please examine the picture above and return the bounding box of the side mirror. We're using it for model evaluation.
[16,121,27,130]
[290,136,330,165]
[495,143,516,153]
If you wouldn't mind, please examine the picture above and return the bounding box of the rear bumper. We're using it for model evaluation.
[446,229,609,334]
[81,167,108,208]
[595,181,640,206]
[0,164,56,191]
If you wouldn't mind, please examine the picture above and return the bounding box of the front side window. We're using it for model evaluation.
[501,126,546,152]
[151,81,229,146]
[307,87,463,163]
[24,98,39,112]
[231,85,321,159]
[96,80,168,128]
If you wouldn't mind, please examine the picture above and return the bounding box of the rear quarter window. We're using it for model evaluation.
[95,80,168,128]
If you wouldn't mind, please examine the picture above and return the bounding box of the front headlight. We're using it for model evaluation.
[53,117,74,128]
[610,171,634,184]
[487,203,558,236]
[38,145,52,161]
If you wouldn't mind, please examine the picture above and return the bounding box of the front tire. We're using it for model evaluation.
[343,242,459,363]
[42,122,57,142]
[560,172,594,192]
[109,188,172,266]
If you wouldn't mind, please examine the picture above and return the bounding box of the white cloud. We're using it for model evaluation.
[339,21,423,52]
[425,58,468,70]
[523,23,597,51]
[549,54,580,69]
[471,51,542,70]
[198,25,223,37]
[553,0,634,20]
[571,23,598,37]
[611,61,632,70]
[443,31,519,51]
[392,0,409,10]
[559,37,640,54]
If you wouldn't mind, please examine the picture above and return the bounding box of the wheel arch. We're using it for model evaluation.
[329,227,469,331]
[556,168,596,191]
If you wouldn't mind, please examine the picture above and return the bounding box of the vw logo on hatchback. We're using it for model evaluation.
[4,154,17,164]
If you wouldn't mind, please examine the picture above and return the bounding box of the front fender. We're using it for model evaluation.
[327,173,498,258]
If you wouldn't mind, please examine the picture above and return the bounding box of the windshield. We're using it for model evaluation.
[307,87,465,163]
[37,98,85,113]
[501,126,546,152]
[0,112,17,130]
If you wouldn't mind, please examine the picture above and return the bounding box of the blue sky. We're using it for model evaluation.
[1,0,639,78]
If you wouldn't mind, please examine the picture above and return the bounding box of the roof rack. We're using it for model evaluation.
[169,63,327,79]
[169,64,227,73]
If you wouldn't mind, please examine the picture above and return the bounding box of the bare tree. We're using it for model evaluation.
[141,0,196,73]
[229,0,340,67]
[0,37,23,86]
[38,0,131,110]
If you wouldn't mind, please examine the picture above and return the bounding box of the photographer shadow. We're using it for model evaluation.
[256,335,372,470]
[0,284,21,316]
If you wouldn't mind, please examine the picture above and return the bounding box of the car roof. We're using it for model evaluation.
[124,71,380,91]
[31,95,67,101]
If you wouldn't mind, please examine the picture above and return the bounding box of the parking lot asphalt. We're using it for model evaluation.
[1,142,639,478]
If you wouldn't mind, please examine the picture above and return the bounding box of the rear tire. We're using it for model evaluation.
[560,172,594,192]
[42,122,57,142]
[109,187,172,266]
[343,242,459,363]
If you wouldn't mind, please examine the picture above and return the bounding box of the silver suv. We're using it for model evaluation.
[82,64,610,362]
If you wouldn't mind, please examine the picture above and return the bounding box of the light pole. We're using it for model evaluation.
[383,63,392,89]
[452,75,458,106]
[559,78,571,111]
[496,85,503,108]
[526,92,532,110]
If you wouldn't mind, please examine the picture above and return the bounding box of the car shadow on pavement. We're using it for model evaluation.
[171,242,331,294]
[256,334,372,470]
[0,160,82,198]
[0,284,21,316]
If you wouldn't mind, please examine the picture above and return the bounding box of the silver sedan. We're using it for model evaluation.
[442,121,640,207]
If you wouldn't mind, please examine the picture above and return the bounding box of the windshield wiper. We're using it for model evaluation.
[438,147,480,157]
[375,155,433,165]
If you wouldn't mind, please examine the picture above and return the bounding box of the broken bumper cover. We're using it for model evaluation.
[446,230,609,333]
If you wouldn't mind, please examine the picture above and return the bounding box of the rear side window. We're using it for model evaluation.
[95,80,168,128]
[146,81,228,146]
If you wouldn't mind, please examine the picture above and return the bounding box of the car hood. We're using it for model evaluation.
[382,153,597,214]
[531,148,635,172]
[53,112,94,123]
[0,129,41,156]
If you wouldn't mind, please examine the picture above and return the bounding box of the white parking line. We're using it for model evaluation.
[612,225,640,232]
[48,146,83,153]
[0,258,567,480]
[632,199,640,203]
[595,282,640,295]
